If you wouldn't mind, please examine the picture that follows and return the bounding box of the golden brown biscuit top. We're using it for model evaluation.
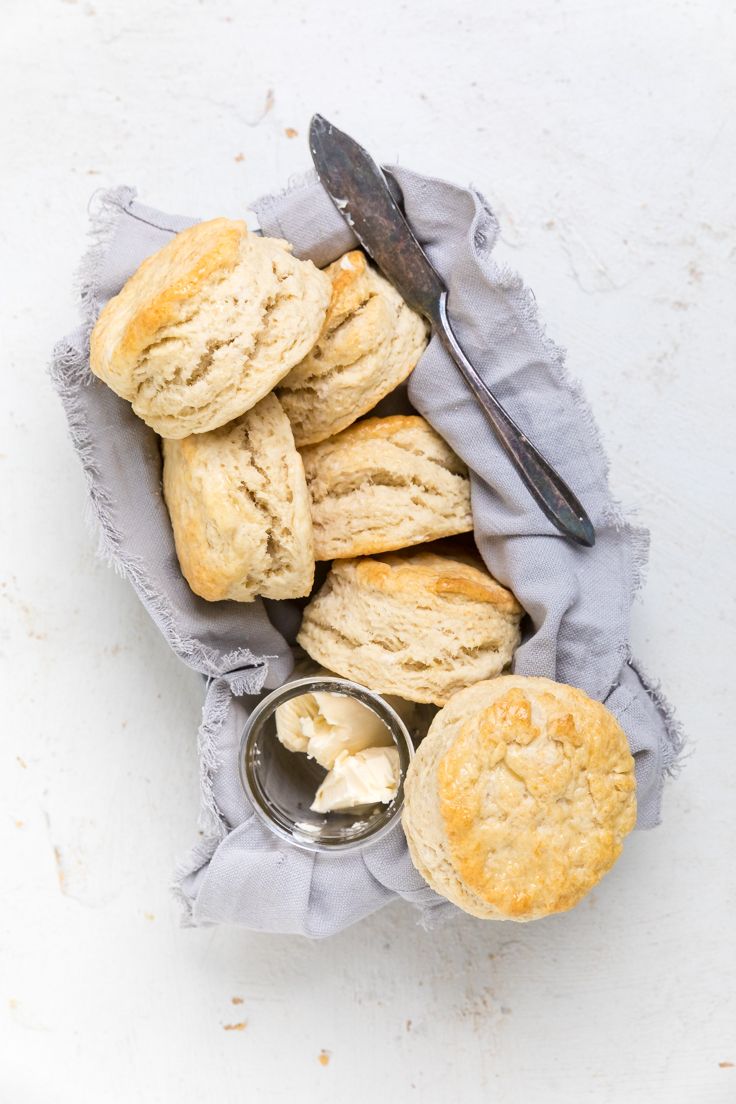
[312,413,432,447]
[347,550,523,618]
[437,679,637,919]
[91,218,249,382]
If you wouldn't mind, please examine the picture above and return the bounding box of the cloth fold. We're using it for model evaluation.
[51,169,682,937]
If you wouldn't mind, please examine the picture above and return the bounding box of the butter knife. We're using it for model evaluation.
[309,114,595,547]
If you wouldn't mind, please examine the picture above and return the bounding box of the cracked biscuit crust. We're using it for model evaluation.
[403,676,637,920]
[277,250,429,446]
[90,218,331,438]
[162,393,314,602]
[300,415,473,559]
[297,551,523,704]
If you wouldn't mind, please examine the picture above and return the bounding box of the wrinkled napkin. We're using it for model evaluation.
[51,168,682,936]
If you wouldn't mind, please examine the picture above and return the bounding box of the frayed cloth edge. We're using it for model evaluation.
[630,656,688,778]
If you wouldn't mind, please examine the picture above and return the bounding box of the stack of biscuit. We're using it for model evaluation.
[90,217,636,920]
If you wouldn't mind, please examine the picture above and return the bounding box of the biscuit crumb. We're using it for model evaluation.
[231,997,244,1005]
[16,756,27,769]
[223,1022,247,1032]
[720,1061,734,1068]
[9,999,17,1010]
[318,1050,330,1066]
[234,153,245,163]
[53,846,66,891]
[405,1019,412,1031]
[284,127,298,139]
[15,820,24,828]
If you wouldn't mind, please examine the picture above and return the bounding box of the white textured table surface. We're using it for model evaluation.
[2,2,735,1101]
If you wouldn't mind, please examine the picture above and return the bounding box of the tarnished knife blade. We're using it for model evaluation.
[309,114,445,323]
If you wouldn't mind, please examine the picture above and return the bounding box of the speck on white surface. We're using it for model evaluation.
[1,2,735,1102]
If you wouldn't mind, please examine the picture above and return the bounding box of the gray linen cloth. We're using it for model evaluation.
[51,169,682,937]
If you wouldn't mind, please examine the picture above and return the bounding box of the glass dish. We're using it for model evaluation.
[239,676,414,853]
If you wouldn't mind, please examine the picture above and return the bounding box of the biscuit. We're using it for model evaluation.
[403,676,637,920]
[162,393,314,601]
[300,415,473,559]
[277,250,428,446]
[297,550,523,705]
[90,218,331,438]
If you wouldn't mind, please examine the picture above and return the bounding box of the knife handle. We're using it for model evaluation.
[434,295,595,547]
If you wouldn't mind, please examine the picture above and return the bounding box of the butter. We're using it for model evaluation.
[310,746,400,814]
[274,693,320,754]
[306,692,393,767]
[275,691,393,769]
